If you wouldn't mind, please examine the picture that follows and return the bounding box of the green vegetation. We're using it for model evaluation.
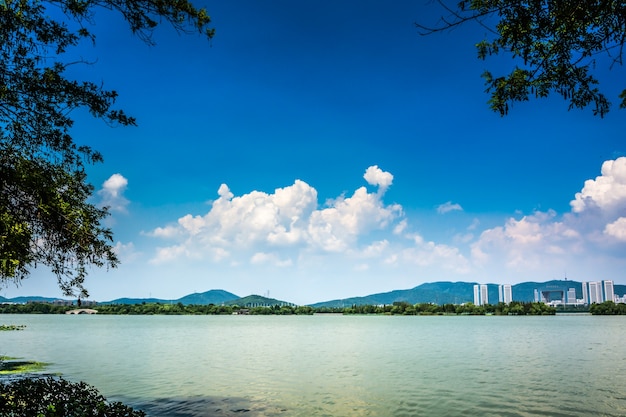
[0,301,560,315]
[0,359,48,375]
[343,301,557,315]
[0,324,25,330]
[0,377,145,416]
[589,301,626,315]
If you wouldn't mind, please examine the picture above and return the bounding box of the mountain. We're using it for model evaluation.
[310,280,624,307]
[310,282,480,308]
[177,290,239,305]
[3,296,69,304]
[104,290,240,305]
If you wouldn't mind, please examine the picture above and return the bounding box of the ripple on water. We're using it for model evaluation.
[131,396,289,417]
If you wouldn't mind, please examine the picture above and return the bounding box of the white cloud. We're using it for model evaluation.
[363,165,393,193]
[400,239,471,273]
[112,241,139,263]
[605,217,626,241]
[142,158,626,292]
[437,201,463,214]
[98,173,129,213]
[471,211,582,270]
[307,186,402,252]
[570,157,626,214]
[148,169,404,263]
[250,252,293,267]
[470,158,626,274]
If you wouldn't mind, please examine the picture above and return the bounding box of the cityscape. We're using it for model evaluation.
[473,280,625,307]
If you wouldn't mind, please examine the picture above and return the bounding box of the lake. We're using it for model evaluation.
[1,314,625,416]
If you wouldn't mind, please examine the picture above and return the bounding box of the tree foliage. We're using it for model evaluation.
[417,0,626,116]
[0,376,146,416]
[0,0,214,297]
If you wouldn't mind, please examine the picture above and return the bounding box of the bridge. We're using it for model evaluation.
[65,309,98,315]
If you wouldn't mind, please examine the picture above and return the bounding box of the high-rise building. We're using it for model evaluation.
[498,284,512,304]
[581,282,588,304]
[534,289,539,303]
[474,284,489,305]
[589,281,602,304]
[603,280,615,303]
[567,288,576,304]
[480,284,489,306]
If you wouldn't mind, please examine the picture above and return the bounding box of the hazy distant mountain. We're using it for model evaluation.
[3,296,68,304]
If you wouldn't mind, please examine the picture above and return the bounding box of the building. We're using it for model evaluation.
[503,285,512,304]
[474,284,489,306]
[604,280,615,303]
[498,284,512,304]
[583,280,615,304]
[566,288,577,305]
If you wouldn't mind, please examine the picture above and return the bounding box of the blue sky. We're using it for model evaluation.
[4,1,626,304]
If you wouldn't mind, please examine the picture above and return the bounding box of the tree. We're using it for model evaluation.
[417,0,626,117]
[0,0,214,297]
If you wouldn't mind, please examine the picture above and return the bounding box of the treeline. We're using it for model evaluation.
[0,302,316,315]
[343,301,557,315]
[589,301,626,315]
[0,301,557,315]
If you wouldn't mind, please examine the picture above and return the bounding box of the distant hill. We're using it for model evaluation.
[311,280,626,307]
[2,296,70,304]
[310,282,480,308]
[177,290,239,305]
[104,290,239,305]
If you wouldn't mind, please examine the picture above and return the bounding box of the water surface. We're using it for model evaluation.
[1,314,625,416]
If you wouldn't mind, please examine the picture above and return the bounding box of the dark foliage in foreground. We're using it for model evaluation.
[0,376,144,417]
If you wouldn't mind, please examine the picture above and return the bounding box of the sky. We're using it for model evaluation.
[3,0,626,304]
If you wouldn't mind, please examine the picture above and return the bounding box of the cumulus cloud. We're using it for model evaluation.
[363,165,393,193]
[148,166,404,264]
[98,173,129,213]
[471,211,581,270]
[437,201,463,214]
[605,217,626,241]
[570,157,626,215]
[469,157,626,275]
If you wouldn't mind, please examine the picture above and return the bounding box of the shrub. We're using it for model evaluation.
[0,376,145,417]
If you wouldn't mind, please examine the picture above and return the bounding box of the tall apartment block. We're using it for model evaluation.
[473,284,489,305]
[582,280,615,304]
[498,284,512,304]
